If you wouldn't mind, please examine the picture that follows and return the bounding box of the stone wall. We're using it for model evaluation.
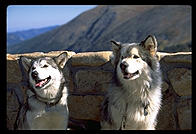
[6,51,192,130]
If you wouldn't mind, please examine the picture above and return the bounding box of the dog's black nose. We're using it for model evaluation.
[31,71,38,79]
[120,62,128,70]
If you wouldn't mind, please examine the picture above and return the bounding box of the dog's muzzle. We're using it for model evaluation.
[31,71,38,80]
[120,62,139,79]
[31,71,51,88]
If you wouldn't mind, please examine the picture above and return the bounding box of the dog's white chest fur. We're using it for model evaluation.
[109,79,161,130]
[121,87,161,130]
[25,93,68,130]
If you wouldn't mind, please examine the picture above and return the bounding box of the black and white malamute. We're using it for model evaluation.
[101,35,162,130]
[16,52,69,130]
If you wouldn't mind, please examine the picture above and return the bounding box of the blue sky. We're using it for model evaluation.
[7,5,97,32]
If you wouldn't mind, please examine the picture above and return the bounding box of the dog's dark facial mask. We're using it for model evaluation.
[20,52,69,90]
[30,58,55,89]
[110,35,158,80]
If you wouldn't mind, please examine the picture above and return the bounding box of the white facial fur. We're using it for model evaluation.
[29,59,63,99]
[117,44,149,81]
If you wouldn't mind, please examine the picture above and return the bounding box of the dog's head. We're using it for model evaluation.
[20,52,69,100]
[110,35,158,80]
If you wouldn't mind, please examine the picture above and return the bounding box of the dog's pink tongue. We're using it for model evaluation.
[36,79,47,87]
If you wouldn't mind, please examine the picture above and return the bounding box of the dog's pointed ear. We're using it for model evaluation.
[140,35,158,56]
[54,52,69,69]
[20,56,32,71]
[110,40,121,66]
[111,40,121,52]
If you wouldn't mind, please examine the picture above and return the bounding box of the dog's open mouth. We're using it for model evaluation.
[123,70,139,79]
[35,76,51,88]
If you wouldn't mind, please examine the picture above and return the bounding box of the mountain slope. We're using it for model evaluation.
[7,25,59,46]
[7,5,191,54]
[91,5,191,52]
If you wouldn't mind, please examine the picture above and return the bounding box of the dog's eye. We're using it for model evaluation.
[133,55,139,59]
[43,65,48,68]
[32,67,36,70]
[121,56,124,59]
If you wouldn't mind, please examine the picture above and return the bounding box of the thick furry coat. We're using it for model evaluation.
[100,35,162,130]
[15,52,69,130]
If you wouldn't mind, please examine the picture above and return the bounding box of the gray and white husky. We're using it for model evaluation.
[16,52,69,130]
[101,35,162,130]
